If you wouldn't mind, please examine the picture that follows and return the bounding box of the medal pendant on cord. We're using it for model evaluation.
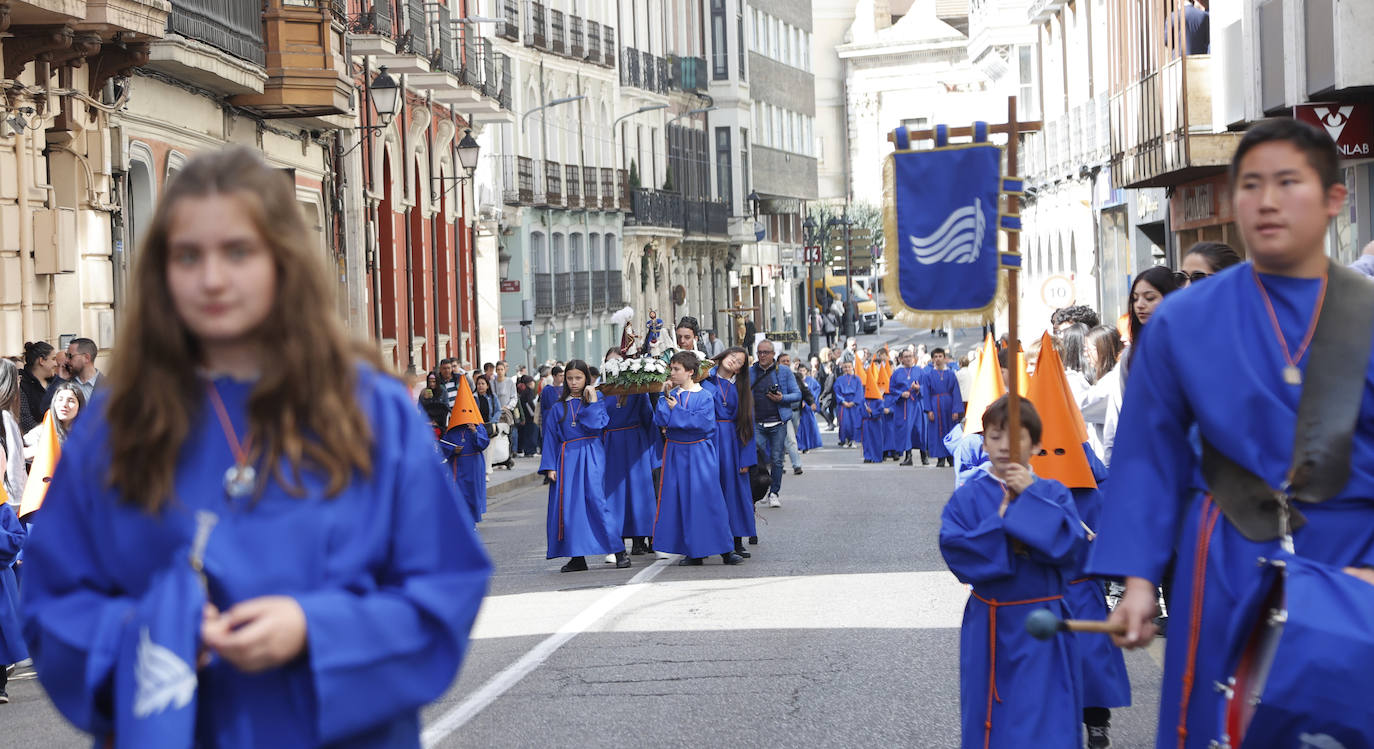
[1283,365,1303,386]
[1252,268,1326,391]
[224,464,257,499]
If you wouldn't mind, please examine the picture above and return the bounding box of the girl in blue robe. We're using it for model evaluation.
[707,348,759,558]
[832,365,864,448]
[0,501,26,702]
[797,368,824,452]
[939,397,1086,749]
[1089,259,1374,748]
[442,423,490,523]
[921,355,964,466]
[20,149,492,748]
[655,352,742,566]
[861,397,886,463]
[602,384,659,555]
[540,360,625,572]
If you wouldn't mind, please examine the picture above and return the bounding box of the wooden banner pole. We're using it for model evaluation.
[1004,95,1023,468]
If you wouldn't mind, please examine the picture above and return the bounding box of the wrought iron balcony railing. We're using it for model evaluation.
[169,0,266,66]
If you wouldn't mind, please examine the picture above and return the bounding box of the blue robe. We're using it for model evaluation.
[652,388,733,558]
[540,399,618,559]
[833,374,864,444]
[442,424,490,523]
[921,368,963,459]
[1088,263,1374,748]
[538,384,561,419]
[22,370,492,748]
[0,502,27,665]
[1066,448,1131,710]
[798,376,824,452]
[886,365,922,454]
[947,427,988,489]
[940,468,1086,749]
[602,393,659,538]
[706,374,758,538]
[861,397,886,462]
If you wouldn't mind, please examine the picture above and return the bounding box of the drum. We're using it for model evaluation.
[1216,555,1374,749]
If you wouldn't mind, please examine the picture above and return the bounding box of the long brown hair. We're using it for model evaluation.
[104,146,383,512]
[713,346,753,444]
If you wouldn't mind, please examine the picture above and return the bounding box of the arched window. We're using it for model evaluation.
[570,233,584,271]
[552,233,566,273]
[589,233,601,269]
[605,234,619,270]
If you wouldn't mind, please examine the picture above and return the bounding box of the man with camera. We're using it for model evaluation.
[751,340,802,508]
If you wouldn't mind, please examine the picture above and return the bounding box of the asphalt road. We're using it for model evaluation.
[2,318,1167,748]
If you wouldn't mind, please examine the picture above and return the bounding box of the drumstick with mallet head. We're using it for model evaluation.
[1025,608,1127,640]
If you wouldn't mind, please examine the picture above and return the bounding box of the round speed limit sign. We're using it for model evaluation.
[1041,275,1076,308]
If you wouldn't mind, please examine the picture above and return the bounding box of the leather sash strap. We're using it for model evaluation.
[1202,260,1374,542]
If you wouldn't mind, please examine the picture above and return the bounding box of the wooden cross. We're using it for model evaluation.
[718,299,759,349]
[885,96,1043,463]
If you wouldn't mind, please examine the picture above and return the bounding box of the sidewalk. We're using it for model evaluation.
[487,453,546,497]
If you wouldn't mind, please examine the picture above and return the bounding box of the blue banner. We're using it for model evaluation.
[884,142,1006,325]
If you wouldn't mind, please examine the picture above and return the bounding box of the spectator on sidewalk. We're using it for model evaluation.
[41,337,101,414]
[19,341,57,433]
[0,360,26,509]
[1351,240,1374,279]
[777,354,806,475]
[750,339,802,507]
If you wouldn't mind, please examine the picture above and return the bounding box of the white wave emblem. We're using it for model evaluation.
[909,198,986,265]
[133,627,197,718]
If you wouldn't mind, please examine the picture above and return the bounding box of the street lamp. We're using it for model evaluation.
[342,65,404,156]
[803,215,821,356]
[432,127,482,199]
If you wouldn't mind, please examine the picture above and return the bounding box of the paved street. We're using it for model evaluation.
[2,321,1167,749]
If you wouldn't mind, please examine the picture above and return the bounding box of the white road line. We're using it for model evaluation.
[420,557,673,747]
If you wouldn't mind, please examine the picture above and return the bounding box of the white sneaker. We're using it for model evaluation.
[767,492,782,508]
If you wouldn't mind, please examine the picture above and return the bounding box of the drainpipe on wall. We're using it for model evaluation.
[426,92,441,362]
[15,126,35,343]
[400,74,417,374]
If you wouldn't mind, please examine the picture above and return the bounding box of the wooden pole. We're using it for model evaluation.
[1004,96,1023,466]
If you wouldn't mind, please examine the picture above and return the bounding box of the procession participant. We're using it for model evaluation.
[705,347,758,558]
[0,500,24,704]
[675,315,705,353]
[540,360,627,572]
[876,348,898,460]
[856,351,886,464]
[601,348,659,556]
[887,348,922,465]
[654,351,742,566]
[539,366,563,420]
[921,348,964,468]
[776,353,806,475]
[1028,335,1130,749]
[1091,117,1374,748]
[939,396,1086,749]
[20,147,492,745]
[442,376,491,524]
[1102,266,1179,465]
[796,364,824,453]
[833,361,864,448]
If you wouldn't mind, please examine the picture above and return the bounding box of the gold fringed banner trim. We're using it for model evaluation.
[881,152,1010,331]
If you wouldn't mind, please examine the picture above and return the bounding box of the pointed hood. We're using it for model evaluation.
[447,376,484,430]
[964,333,1006,434]
[1027,332,1096,489]
[19,410,61,521]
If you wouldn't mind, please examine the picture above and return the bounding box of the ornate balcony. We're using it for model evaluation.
[544,159,562,206]
[569,14,583,59]
[565,164,580,208]
[525,1,545,49]
[549,9,564,55]
[232,0,351,118]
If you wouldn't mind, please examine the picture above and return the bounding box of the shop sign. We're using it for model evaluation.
[1170,174,1234,232]
[765,330,802,343]
[1295,103,1373,159]
[499,280,520,293]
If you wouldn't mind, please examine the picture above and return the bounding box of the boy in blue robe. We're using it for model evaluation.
[654,352,742,566]
[888,349,923,465]
[538,366,563,418]
[442,423,491,524]
[603,392,660,555]
[1091,118,1374,748]
[922,349,963,468]
[858,355,886,464]
[832,362,864,448]
[940,396,1086,749]
[945,423,987,489]
[0,501,26,703]
[540,362,626,572]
